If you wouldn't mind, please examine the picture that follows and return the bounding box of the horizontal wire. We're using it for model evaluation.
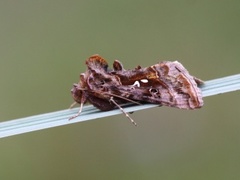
[0,74,240,138]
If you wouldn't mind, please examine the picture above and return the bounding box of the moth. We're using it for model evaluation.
[70,54,203,125]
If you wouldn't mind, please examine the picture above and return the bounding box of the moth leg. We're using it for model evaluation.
[69,102,83,120]
[109,97,137,126]
[69,102,77,109]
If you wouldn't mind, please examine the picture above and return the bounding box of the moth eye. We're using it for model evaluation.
[132,81,140,87]
[140,79,148,83]
[103,64,108,71]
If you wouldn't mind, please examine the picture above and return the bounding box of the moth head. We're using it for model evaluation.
[71,84,83,104]
[71,73,87,104]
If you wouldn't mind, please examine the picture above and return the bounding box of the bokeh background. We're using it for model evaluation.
[1,1,240,179]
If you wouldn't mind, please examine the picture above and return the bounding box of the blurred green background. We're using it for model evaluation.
[1,1,240,179]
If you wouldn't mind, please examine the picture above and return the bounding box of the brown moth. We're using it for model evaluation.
[70,54,203,125]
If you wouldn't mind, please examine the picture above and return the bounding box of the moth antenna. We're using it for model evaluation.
[104,92,141,105]
[69,102,84,120]
[109,97,137,126]
[88,89,140,105]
